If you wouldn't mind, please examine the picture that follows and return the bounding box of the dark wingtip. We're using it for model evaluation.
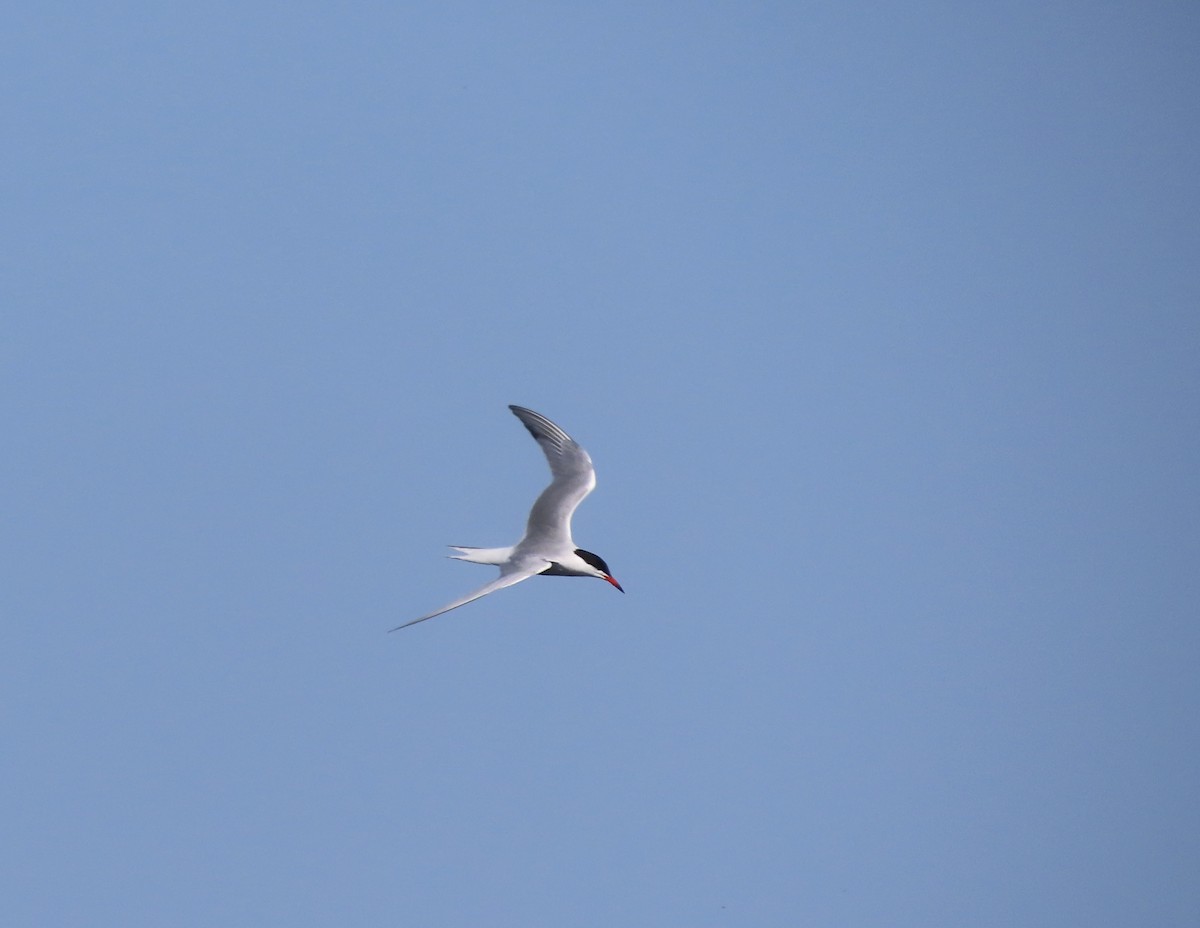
[508,405,541,439]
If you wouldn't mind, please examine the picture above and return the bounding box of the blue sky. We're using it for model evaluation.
[4,2,1198,925]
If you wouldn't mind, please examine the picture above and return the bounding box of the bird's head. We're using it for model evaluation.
[575,549,624,593]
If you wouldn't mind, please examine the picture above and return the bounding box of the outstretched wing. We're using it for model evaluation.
[390,563,544,631]
[508,405,597,548]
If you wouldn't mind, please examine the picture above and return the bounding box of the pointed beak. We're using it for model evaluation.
[604,575,624,593]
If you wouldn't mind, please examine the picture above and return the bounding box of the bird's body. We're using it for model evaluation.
[392,406,622,631]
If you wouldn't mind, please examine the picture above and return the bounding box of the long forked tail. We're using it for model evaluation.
[446,545,513,565]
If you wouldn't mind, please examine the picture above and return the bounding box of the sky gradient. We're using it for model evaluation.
[4,3,1198,925]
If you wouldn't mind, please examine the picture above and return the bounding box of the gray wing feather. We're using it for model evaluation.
[508,406,596,546]
[391,564,543,631]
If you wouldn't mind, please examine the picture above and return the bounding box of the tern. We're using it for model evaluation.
[391,405,623,631]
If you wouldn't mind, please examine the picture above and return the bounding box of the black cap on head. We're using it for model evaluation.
[575,548,612,576]
[577,549,623,591]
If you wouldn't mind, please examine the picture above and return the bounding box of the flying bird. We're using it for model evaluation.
[392,405,623,630]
